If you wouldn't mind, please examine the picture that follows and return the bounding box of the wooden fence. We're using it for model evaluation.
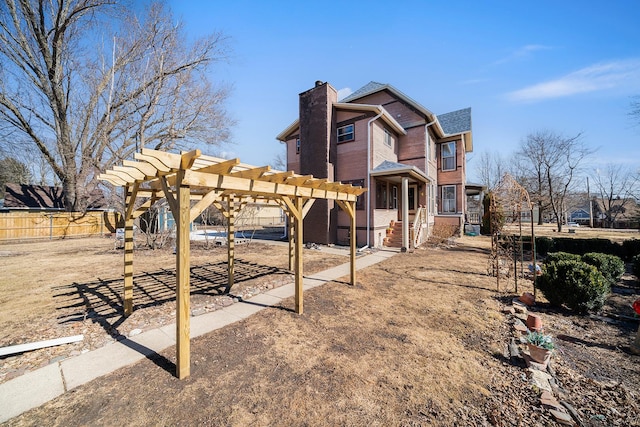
[0,211,121,241]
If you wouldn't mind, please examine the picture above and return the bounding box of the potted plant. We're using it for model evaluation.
[526,331,555,363]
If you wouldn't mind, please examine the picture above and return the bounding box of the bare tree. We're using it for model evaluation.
[592,163,639,228]
[516,130,592,232]
[475,150,506,190]
[271,150,287,171]
[0,1,233,211]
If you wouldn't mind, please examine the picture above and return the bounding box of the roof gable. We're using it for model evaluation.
[437,108,472,135]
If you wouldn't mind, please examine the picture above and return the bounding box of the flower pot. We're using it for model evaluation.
[526,314,543,332]
[519,292,535,306]
[528,343,551,363]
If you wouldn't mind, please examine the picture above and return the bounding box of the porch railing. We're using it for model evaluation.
[411,206,427,249]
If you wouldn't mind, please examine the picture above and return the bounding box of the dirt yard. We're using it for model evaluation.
[1,234,639,426]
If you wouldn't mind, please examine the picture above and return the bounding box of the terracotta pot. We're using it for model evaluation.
[528,343,551,363]
[526,314,543,332]
[519,292,535,306]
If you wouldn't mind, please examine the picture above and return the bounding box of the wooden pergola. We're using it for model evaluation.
[99,148,365,379]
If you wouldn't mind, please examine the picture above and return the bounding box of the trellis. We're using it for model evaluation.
[99,148,366,379]
[489,174,537,295]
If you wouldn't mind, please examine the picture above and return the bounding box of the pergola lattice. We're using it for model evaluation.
[489,173,537,294]
[99,148,366,379]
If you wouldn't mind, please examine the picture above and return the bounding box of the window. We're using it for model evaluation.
[376,181,388,209]
[442,185,456,213]
[441,141,456,171]
[337,124,354,143]
[391,185,398,209]
[384,128,392,146]
[296,138,300,154]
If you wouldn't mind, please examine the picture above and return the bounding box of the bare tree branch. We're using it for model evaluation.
[0,0,233,211]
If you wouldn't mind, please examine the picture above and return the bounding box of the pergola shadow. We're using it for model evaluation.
[53,259,291,339]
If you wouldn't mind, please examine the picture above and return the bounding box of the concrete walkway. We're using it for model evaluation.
[0,247,397,423]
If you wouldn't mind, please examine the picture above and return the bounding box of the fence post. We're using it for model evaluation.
[49,214,53,240]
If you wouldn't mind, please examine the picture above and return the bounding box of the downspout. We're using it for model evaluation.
[366,110,384,248]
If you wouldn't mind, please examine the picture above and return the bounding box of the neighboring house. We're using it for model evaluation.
[2,183,106,211]
[593,197,640,229]
[569,208,591,225]
[276,81,473,249]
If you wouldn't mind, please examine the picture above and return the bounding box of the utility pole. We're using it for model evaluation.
[587,177,594,228]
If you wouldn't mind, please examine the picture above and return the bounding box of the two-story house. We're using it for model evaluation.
[276,81,472,249]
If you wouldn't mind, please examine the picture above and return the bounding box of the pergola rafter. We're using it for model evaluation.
[99,148,366,379]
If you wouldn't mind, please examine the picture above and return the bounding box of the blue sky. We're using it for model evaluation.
[168,0,640,182]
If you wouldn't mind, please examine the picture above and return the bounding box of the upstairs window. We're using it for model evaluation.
[384,128,392,146]
[337,124,354,143]
[442,141,456,171]
[296,138,300,154]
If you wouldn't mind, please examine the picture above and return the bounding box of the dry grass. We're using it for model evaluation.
[2,233,639,426]
[504,223,640,243]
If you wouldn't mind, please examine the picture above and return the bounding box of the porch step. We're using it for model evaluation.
[383,221,412,248]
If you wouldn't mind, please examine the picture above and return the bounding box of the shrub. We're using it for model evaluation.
[544,252,581,264]
[632,254,640,279]
[622,239,640,261]
[538,259,609,314]
[535,237,554,256]
[582,252,624,287]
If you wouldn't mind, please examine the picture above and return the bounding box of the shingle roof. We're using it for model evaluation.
[437,108,472,135]
[341,81,387,102]
[371,160,409,172]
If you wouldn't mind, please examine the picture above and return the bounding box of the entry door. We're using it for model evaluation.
[407,185,418,220]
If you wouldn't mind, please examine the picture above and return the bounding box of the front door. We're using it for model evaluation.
[401,184,418,221]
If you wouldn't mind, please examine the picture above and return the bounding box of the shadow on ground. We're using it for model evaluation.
[53,259,290,333]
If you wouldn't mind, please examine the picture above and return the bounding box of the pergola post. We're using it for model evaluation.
[123,183,139,317]
[288,217,294,271]
[294,196,304,314]
[337,200,357,286]
[227,196,235,293]
[175,170,191,379]
[123,217,134,316]
[349,201,356,285]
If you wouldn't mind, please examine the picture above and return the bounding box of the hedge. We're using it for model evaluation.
[538,259,610,313]
[534,237,640,261]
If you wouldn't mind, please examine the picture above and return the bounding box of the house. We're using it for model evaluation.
[276,81,473,249]
[2,183,106,211]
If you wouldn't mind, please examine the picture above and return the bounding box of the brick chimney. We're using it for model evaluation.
[298,81,338,244]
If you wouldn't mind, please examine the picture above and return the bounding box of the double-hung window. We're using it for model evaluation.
[384,128,392,146]
[337,124,354,143]
[442,185,456,213]
[441,141,456,171]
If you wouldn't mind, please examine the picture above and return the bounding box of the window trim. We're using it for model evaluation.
[384,128,392,147]
[337,124,355,143]
[441,141,456,171]
[442,185,456,213]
